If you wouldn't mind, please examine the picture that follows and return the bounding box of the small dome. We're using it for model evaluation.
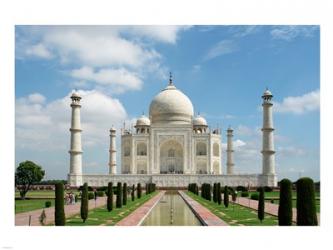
[71,91,81,98]
[262,89,273,97]
[149,83,194,124]
[193,115,207,126]
[136,115,151,126]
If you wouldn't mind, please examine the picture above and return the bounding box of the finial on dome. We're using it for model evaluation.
[169,72,173,85]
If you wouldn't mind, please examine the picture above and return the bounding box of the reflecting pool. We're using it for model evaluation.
[141,191,202,226]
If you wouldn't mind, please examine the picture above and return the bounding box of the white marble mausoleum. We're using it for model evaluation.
[68,76,277,187]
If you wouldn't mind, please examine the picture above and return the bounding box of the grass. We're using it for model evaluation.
[64,192,158,226]
[15,190,80,199]
[186,191,279,226]
[15,199,54,214]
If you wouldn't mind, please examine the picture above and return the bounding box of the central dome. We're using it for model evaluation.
[149,83,194,124]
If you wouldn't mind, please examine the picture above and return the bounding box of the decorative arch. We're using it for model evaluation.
[137,142,147,156]
[137,162,147,174]
[213,161,220,174]
[213,143,220,157]
[196,162,207,174]
[124,146,131,157]
[159,140,183,174]
[196,142,207,156]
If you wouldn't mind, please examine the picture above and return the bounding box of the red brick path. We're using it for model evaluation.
[179,191,228,226]
[15,197,107,226]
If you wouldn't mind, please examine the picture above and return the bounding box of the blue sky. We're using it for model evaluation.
[15,25,320,181]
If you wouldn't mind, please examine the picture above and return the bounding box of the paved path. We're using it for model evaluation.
[179,191,228,226]
[234,197,320,224]
[116,191,165,226]
[15,197,107,226]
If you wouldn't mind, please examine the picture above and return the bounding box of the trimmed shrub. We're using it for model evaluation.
[96,191,105,197]
[131,184,135,201]
[257,186,273,192]
[80,183,88,223]
[217,183,222,205]
[223,186,229,208]
[123,183,127,206]
[241,191,249,197]
[97,186,107,191]
[296,177,318,225]
[278,178,292,225]
[236,186,248,192]
[107,182,113,212]
[45,201,52,208]
[116,182,122,208]
[54,183,65,226]
[250,193,259,200]
[88,192,95,200]
[270,199,274,204]
[137,183,142,199]
[213,183,217,203]
[258,187,265,222]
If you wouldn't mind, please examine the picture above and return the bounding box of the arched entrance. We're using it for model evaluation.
[159,140,184,174]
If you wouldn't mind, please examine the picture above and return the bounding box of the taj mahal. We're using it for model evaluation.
[68,75,277,188]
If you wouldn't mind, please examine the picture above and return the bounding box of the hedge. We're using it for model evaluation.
[278,178,292,225]
[55,183,65,226]
[80,183,88,223]
[107,182,113,212]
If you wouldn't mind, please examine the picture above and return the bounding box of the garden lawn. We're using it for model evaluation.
[65,192,157,226]
[15,190,80,199]
[186,192,278,226]
[15,199,54,214]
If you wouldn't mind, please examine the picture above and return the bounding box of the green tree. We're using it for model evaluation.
[107,182,113,212]
[80,183,89,223]
[223,186,229,208]
[131,184,135,201]
[54,183,65,226]
[296,177,318,225]
[213,183,217,203]
[116,182,122,208]
[137,183,142,199]
[15,161,45,199]
[258,187,265,223]
[123,183,127,206]
[217,183,222,205]
[278,179,292,225]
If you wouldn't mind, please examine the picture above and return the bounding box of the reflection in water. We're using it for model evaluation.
[141,192,202,226]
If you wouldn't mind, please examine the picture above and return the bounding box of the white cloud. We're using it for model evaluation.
[274,89,320,114]
[229,26,261,38]
[204,40,238,61]
[70,66,143,93]
[25,43,53,59]
[123,26,191,44]
[277,146,306,156]
[270,26,318,41]
[16,90,128,151]
[27,93,46,104]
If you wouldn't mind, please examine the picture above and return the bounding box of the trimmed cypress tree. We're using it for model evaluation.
[217,183,222,205]
[258,187,265,223]
[54,183,65,226]
[131,184,135,201]
[123,183,127,206]
[278,179,292,225]
[223,185,229,208]
[107,182,113,212]
[213,183,217,203]
[137,183,142,199]
[116,182,122,208]
[80,183,88,223]
[296,177,318,225]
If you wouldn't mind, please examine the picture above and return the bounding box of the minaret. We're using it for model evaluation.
[108,126,117,174]
[69,91,83,186]
[226,126,235,174]
[261,88,276,175]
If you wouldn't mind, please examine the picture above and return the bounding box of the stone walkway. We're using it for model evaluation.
[116,191,165,226]
[179,191,228,226]
[234,197,320,224]
[15,197,107,226]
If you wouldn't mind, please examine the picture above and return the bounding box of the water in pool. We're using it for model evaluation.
[141,192,202,226]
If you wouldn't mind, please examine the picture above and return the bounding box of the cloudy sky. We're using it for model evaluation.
[15,25,320,181]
